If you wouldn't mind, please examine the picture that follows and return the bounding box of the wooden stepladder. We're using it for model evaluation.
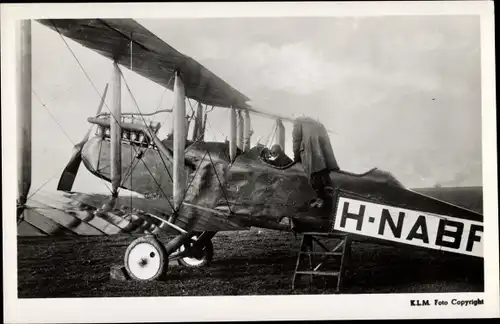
[292,232,352,292]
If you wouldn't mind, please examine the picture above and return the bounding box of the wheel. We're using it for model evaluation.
[177,235,214,268]
[124,235,168,281]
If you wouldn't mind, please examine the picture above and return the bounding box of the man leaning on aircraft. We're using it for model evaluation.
[292,116,340,208]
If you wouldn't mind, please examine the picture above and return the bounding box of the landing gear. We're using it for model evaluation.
[122,232,215,281]
[177,234,214,268]
[124,235,168,281]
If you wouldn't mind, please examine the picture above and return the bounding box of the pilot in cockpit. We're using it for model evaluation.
[267,144,293,167]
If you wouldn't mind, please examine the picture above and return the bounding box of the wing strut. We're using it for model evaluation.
[110,62,122,197]
[243,110,251,152]
[276,119,285,148]
[237,110,244,150]
[192,101,204,142]
[17,19,32,220]
[173,70,187,210]
[229,107,237,161]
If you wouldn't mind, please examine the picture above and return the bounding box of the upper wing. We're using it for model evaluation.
[37,19,250,109]
[37,19,313,128]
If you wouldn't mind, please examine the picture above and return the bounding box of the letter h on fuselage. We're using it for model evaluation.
[340,201,365,231]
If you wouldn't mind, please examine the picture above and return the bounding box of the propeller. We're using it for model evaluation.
[57,83,109,191]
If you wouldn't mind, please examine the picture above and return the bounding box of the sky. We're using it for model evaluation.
[28,15,483,195]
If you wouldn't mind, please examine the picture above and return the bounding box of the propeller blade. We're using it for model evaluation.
[57,84,109,191]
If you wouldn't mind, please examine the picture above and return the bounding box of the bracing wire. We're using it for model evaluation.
[115,66,182,215]
[184,132,205,153]
[120,157,139,188]
[155,89,169,112]
[32,90,75,145]
[53,23,133,198]
[205,118,230,161]
[192,108,232,207]
[26,170,62,201]
[52,23,113,117]
[206,149,233,214]
[137,158,176,213]
[53,23,142,156]
[187,99,196,115]
[36,22,186,227]
[52,21,234,218]
[53,24,171,203]
[177,150,208,206]
[121,36,174,207]
[151,74,174,117]
[120,70,232,213]
[32,90,115,196]
[206,111,226,141]
[187,100,210,144]
[149,75,174,135]
[129,36,133,210]
[117,66,174,185]
[265,122,278,147]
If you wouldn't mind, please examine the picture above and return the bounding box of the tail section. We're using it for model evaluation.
[331,188,483,258]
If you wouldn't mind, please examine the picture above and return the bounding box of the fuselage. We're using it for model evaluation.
[81,136,483,233]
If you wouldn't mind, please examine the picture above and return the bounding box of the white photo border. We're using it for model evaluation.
[2,1,498,322]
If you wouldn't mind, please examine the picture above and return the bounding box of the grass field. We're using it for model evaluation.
[17,228,483,298]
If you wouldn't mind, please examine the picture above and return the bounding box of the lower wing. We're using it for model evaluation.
[18,190,250,236]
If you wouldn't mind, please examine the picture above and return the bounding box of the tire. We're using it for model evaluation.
[124,235,168,281]
[177,236,214,268]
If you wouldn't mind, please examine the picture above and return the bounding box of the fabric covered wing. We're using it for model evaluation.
[68,192,250,233]
[36,19,250,109]
[18,190,249,237]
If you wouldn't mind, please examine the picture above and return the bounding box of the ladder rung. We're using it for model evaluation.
[292,233,352,291]
[299,251,343,256]
[295,271,340,276]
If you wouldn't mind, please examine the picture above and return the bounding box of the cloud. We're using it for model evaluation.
[238,42,327,95]
[200,38,443,101]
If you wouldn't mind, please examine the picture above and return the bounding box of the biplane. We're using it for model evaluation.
[16,19,484,283]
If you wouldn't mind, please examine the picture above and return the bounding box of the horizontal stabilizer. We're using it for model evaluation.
[332,189,483,258]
